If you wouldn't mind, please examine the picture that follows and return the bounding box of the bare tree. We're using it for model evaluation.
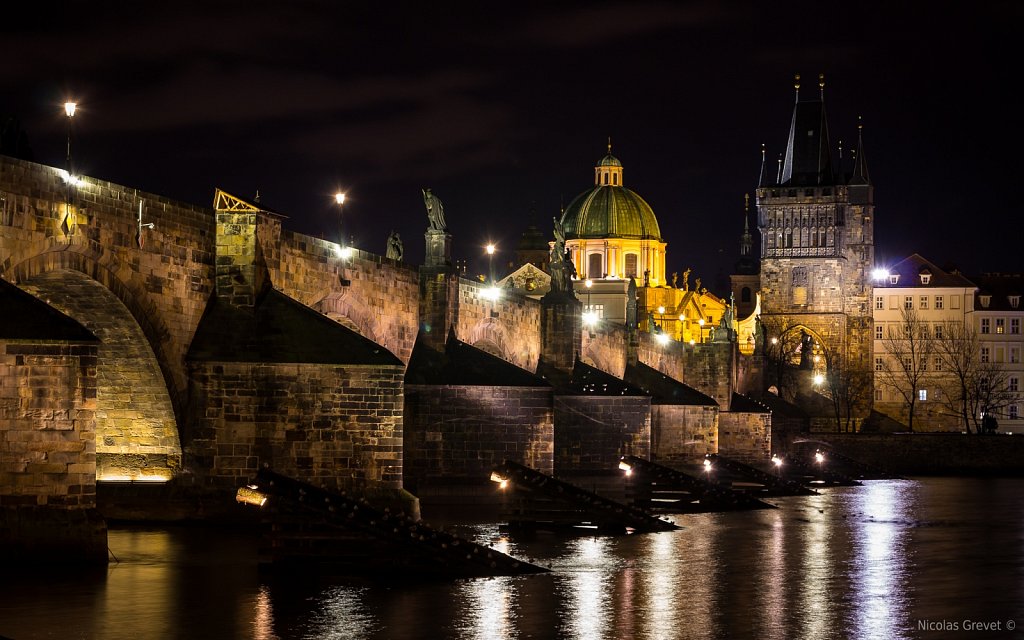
[878,306,934,431]
[825,349,874,432]
[933,319,980,432]
[763,319,807,400]
[968,363,1017,433]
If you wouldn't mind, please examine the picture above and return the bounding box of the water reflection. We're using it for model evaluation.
[1,479,1021,640]
[850,481,913,640]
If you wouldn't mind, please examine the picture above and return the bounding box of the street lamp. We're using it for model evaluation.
[64,101,76,174]
[334,192,351,258]
[583,278,597,326]
[486,243,496,284]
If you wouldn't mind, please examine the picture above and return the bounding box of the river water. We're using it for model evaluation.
[1,477,1022,640]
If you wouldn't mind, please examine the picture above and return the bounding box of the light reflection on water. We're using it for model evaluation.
[0,478,1022,640]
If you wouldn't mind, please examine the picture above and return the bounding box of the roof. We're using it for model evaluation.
[597,153,622,167]
[781,99,835,187]
[746,391,808,418]
[970,274,1024,311]
[0,278,98,343]
[405,331,549,387]
[186,288,402,365]
[516,224,549,251]
[542,359,648,396]
[728,393,770,413]
[624,362,718,406]
[560,186,662,240]
[874,253,977,289]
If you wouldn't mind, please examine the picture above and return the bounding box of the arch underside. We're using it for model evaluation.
[18,270,181,481]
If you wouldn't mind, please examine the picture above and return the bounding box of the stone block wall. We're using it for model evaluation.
[402,385,554,492]
[651,405,718,462]
[680,342,735,409]
[0,339,107,563]
[186,362,404,489]
[457,280,542,371]
[718,411,771,462]
[637,331,685,382]
[276,232,421,364]
[554,395,651,473]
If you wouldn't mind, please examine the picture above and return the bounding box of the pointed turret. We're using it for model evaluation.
[757,143,767,186]
[780,72,834,186]
[849,116,870,185]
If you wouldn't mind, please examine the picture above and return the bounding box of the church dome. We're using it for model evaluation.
[560,150,662,240]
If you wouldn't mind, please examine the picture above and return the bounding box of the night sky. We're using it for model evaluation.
[1,1,1018,292]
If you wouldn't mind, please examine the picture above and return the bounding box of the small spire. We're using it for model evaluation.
[838,139,843,161]
[776,153,783,183]
[758,143,767,186]
[794,73,801,102]
[850,115,871,185]
[740,193,752,257]
[254,189,261,203]
[819,73,825,100]
[607,136,612,154]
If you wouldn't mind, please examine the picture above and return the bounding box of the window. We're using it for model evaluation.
[1010,405,1019,420]
[1011,347,1020,364]
[1012,318,1020,334]
[981,318,990,334]
[920,357,927,371]
[587,253,603,279]
[934,357,943,372]
[741,287,751,303]
[1009,377,1019,393]
[918,389,928,402]
[981,347,990,363]
[996,318,1005,334]
[920,273,932,285]
[935,296,944,310]
[624,254,638,278]
[904,296,914,310]
[875,296,884,310]
[919,296,929,310]
[612,174,618,185]
[979,295,991,308]
[585,304,605,319]
[875,389,883,402]
[952,295,961,309]
[889,275,900,285]
[996,347,1005,363]
[1010,296,1020,309]
[875,325,883,340]
[875,357,883,371]
[934,324,943,339]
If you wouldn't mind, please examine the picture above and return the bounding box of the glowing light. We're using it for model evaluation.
[703,458,712,471]
[618,460,633,473]
[334,192,346,205]
[655,332,670,345]
[678,314,685,321]
[871,268,889,280]
[657,306,665,314]
[236,486,269,507]
[815,451,825,464]
[698,318,705,326]
[582,310,598,326]
[59,170,84,187]
[772,455,783,467]
[585,279,593,288]
[771,337,779,345]
[490,471,507,485]
[813,373,825,385]
[64,102,77,117]
[689,339,696,346]
[334,245,353,259]
[97,473,171,483]
[483,286,501,301]
[486,243,495,255]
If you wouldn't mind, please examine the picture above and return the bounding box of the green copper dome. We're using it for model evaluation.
[597,153,622,167]
[560,186,662,240]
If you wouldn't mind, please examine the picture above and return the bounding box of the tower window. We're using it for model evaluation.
[612,174,618,185]
[588,253,603,279]
[741,287,751,303]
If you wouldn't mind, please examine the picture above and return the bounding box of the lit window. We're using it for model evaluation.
[904,296,914,310]
[919,296,928,310]
[935,296,944,310]
[981,318,990,334]
[918,389,927,401]
[996,318,1005,334]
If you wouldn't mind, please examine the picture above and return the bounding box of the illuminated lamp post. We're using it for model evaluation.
[486,243,496,284]
[62,101,77,238]
[64,101,76,174]
[334,191,348,255]
[583,278,597,326]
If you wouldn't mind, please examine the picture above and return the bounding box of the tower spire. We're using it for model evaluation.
[780,72,833,185]
[794,73,801,102]
[850,115,871,185]
[740,193,752,257]
[758,143,767,186]
[776,153,782,184]
[607,136,612,154]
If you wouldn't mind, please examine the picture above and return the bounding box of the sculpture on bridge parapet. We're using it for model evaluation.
[548,217,577,295]
[386,230,403,261]
[422,188,447,232]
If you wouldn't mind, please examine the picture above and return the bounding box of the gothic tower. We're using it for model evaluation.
[756,75,874,391]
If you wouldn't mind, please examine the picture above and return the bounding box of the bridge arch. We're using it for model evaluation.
[14,266,182,481]
[465,318,520,367]
[314,291,386,348]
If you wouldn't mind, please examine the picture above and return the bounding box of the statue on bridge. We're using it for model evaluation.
[386,230,403,261]
[798,329,814,369]
[422,188,447,232]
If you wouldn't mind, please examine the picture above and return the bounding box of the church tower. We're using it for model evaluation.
[756,74,874,387]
